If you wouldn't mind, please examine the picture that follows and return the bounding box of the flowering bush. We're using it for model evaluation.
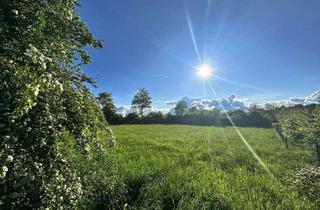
[0,1,119,209]
[287,166,320,206]
[278,107,320,161]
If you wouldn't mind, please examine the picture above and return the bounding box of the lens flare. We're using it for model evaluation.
[197,63,213,79]
[207,80,274,178]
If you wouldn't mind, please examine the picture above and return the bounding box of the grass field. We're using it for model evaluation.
[111,125,316,210]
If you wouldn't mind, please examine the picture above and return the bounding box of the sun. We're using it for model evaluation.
[197,63,213,79]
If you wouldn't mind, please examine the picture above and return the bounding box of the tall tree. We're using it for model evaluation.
[131,88,152,117]
[97,92,117,124]
[0,1,116,209]
[175,101,188,116]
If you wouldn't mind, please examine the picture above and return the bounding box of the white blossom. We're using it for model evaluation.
[108,138,116,148]
[2,166,8,172]
[1,166,8,178]
[7,155,13,162]
[34,84,40,97]
[12,9,18,15]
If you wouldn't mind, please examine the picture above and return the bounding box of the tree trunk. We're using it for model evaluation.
[140,108,143,118]
[274,125,288,149]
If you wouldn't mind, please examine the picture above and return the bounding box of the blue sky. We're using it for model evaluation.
[79,0,320,109]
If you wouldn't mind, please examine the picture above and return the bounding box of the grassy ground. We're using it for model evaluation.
[111,125,316,209]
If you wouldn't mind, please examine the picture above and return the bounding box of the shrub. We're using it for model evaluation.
[288,166,320,206]
[0,1,119,209]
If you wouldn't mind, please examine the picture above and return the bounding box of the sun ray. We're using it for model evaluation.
[203,0,212,61]
[203,80,207,99]
[109,7,196,70]
[207,80,274,178]
[213,74,269,92]
[185,8,202,63]
[154,41,197,69]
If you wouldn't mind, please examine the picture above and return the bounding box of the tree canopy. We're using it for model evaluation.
[175,101,188,116]
[131,88,152,117]
[97,91,117,124]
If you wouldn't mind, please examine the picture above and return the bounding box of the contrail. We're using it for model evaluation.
[185,8,202,63]
[207,80,274,178]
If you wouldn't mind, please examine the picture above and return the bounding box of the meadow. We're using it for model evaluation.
[112,125,317,210]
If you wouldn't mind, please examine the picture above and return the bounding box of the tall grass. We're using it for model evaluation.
[112,125,316,209]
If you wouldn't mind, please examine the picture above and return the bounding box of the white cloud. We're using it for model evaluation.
[167,95,247,115]
[116,105,133,116]
[306,90,320,101]
[165,100,177,106]
[115,90,320,116]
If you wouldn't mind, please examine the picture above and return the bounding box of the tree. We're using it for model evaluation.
[0,1,117,209]
[97,92,117,124]
[229,110,248,126]
[131,88,152,117]
[125,112,140,124]
[143,111,165,124]
[278,106,320,162]
[273,122,288,149]
[247,110,272,128]
[175,101,188,116]
[306,107,320,162]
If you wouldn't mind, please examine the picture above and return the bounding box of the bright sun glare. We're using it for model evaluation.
[197,63,213,79]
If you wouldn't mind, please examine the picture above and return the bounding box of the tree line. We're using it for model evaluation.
[97,89,273,128]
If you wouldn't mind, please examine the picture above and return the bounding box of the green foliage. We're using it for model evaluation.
[229,110,248,126]
[112,125,317,209]
[143,111,165,124]
[247,110,272,128]
[287,166,320,207]
[114,107,273,128]
[278,106,320,161]
[125,113,141,124]
[175,101,188,116]
[131,88,152,117]
[0,1,117,209]
[97,92,117,124]
[59,132,124,209]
